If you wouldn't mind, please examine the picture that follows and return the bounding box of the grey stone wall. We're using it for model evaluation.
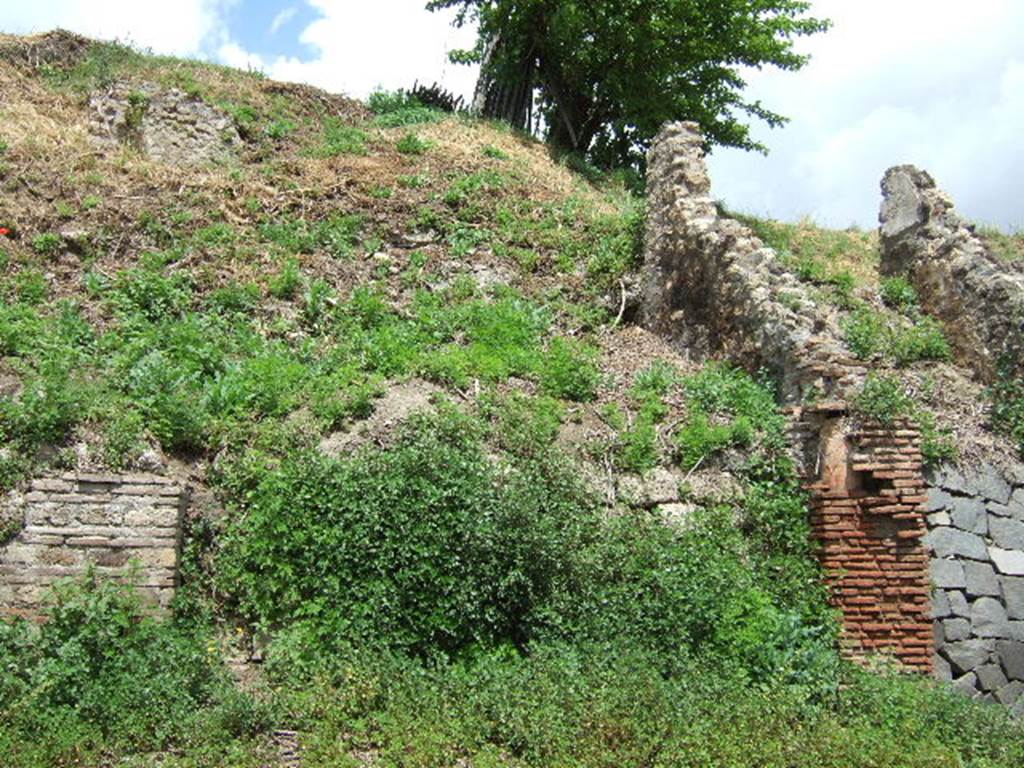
[927,461,1024,711]
[640,121,866,408]
[879,165,1024,381]
[0,473,183,617]
[89,82,242,166]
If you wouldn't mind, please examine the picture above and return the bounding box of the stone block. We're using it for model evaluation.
[995,680,1024,706]
[964,561,1000,597]
[933,589,952,619]
[1003,576,1024,619]
[943,639,994,675]
[1012,622,1024,642]
[934,653,952,681]
[972,597,1011,638]
[952,671,979,697]
[974,465,1012,505]
[930,466,970,495]
[925,487,953,512]
[943,618,971,642]
[997,640,1024,681]
[951,496,987,535]
[990,517,1024,550]
[989,502,1012,518]
[927,511,952,526]
[991,547,1024,576]
[976,663,1009,692]
[927,528,989,560]
[930,558,966,589]
[948,590,970,617]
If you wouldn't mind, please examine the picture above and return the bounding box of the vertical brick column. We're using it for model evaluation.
[806,415,933,671]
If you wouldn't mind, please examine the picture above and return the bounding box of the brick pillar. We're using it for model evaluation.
[805,413,933,672]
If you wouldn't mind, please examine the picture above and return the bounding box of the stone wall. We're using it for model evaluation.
[926,461,1024,710]
[0,473,183,618]
[641,122,932,669]
[879,165,1024,380]
[89,82,242,166]
[640,121,866,407]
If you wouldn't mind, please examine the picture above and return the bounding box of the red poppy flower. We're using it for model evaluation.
[0,228,9,236]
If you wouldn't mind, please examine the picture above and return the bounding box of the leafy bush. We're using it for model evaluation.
[218,408,594,657]
[853,374,915,424]
[881,276,919,312]
[30,232,63,257]
[842,306,888,359]
[368,89,444,127]
[538,337,601,401]
[990,358,1024,456]
[891,316,951,364]
[396,132,432,155]
[0,574,267,766]
[317,118,369,156]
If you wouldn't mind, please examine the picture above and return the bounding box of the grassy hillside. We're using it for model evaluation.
[1,33,1022,767]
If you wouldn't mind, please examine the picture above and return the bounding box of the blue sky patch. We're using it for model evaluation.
[224,0,322,61]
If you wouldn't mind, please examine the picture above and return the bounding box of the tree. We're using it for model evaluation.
[428,0,829,169]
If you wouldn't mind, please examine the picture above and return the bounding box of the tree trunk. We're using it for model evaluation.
[470,35,535,132]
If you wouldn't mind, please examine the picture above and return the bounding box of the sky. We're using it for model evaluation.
[3,0,1022,230]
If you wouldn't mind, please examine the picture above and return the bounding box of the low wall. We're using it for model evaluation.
[0,473,184,617]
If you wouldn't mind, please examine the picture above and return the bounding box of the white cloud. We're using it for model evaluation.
[269,6,297,35]
[223,0,479,100]
[708,0,1024,229]
[3,0,230,57]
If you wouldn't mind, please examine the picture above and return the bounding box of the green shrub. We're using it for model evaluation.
[853,374,915,424]
[264,118,295,140]
[617,409,661,473]
[317,118,369,156]
[842,306,888,359]
[110,265,193,322]
[396,132,432,155]
[880,276,919,312]
[990,359,1024,456]
[891,316,951,364]
[538,337,600,401]
[368,89,444,127]
[269,258,302,299]
[14,269,48,304]
[218,408,594,657]
[0,574,268,766]
[30,232,63,257]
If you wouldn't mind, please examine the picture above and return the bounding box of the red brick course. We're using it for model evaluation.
[805,417,933,673]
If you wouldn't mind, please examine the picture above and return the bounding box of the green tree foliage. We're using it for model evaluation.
[429,0,829,167]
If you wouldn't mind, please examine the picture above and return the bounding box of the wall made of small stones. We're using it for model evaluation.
[0,473,183,618]
[926,462,1024,711]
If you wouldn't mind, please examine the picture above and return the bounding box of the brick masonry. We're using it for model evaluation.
[803,413,933,671]
[0,473,184,618]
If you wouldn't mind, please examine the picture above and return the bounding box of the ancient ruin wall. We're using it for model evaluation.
[0,473,183,618]
[641,122,932,671]
[640,123,865,406]
[876,165,1024,707]
[805,416,932,669]
[879,165,1024,380]
[924,461,1024,711]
